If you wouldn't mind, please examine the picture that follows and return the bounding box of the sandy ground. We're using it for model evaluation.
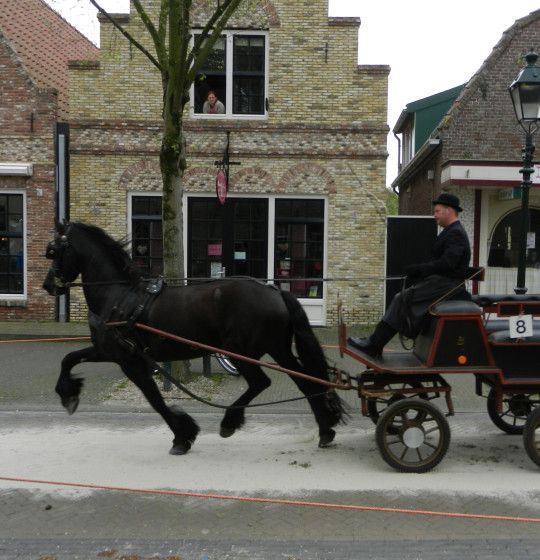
[0,409,539,506]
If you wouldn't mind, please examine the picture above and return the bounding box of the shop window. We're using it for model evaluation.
[193,32,267,117]
[131,195,163,276]
[275,199,324,298]
[0,193,24,295]
[488,208,540,268]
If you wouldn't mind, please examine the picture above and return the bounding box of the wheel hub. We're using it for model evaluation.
[402,426,425,448]
[508,395,532,417]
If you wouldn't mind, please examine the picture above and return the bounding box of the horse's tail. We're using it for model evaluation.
[280,290,346,426]
[280,290,328,376]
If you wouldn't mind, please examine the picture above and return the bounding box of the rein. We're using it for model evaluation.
[66,279,130,288]
[145,356,331,410]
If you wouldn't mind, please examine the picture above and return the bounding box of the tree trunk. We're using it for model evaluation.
[160,116,194,382]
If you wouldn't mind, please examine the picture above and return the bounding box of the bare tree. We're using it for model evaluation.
[88,0,250,379]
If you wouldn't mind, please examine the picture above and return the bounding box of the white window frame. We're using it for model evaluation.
[183,193,328,325]
[190,30,269,120]
[0,190,26,300]
[127,191,162,254]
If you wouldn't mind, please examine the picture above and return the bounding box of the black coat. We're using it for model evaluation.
[384,220,471,338]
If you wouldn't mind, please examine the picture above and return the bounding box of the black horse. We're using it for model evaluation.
[43,222,344,455]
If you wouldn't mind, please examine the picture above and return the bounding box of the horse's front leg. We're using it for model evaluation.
[55,345,106,415]
[119,357,200,455]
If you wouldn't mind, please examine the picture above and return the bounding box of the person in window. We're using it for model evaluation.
[348,193,471,358]
[203,90,225,114]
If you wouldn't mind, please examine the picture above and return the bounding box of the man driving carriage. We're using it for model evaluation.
[348,192,471,358]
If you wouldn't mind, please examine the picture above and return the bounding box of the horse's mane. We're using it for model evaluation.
[71,222,141,282]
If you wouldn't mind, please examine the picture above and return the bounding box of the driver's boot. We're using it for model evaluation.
[348,321,396,358]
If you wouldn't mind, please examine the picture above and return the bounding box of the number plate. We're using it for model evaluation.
[509,314,533,338]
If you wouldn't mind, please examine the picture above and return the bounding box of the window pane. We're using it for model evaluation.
[194,75,227,113]
[274,199,324,298]
[8,196,22,213]
[234,36,265,72]
[233,77,265,115]
[132,197,149,215]
[8,214,23,233]
[132,196,163,276]
[488,208,540,268]
[197,35,226,72]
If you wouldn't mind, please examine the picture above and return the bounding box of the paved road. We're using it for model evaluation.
[1,337,539,559]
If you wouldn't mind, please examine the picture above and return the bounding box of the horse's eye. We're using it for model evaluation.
[60,235,67,242]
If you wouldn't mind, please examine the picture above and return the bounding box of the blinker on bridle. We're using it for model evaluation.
[45,233,70,288]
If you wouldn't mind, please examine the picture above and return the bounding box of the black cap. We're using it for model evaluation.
[432,193,462,212]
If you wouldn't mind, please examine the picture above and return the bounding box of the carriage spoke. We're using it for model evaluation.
[400,447,408,460]
[423,441,438,450]
[424,426,441,436]
[416,448,424,461]
[386,438,401,446]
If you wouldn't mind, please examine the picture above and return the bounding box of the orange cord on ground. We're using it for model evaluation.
[0,476,538,524]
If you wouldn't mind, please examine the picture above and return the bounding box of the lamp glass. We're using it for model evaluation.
[518,83,540,121]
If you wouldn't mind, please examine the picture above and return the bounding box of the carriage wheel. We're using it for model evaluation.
[487,389,538,435]
[367,381,426,433]
[375,398,450,473]
[523,407,540,468]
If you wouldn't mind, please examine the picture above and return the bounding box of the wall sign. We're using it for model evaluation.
[216,169,227,205]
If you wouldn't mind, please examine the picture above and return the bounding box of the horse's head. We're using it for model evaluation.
[43,222,80,296]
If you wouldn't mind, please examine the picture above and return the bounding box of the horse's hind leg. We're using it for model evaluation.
[119,357,199,455]
[56,346,106,414]
[271,350,338,448]
[220,362,271,438]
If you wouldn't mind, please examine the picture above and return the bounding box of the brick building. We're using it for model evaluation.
[68,0,389,325]
[0,0,98,320]
[392,9,540,295]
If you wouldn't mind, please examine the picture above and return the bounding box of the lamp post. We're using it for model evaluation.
[509,49,540,294]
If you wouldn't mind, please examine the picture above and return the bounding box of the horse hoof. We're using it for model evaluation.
[63,396,80,415]
[318,429,336,448]
[169,442,191,455]
[220,426,236,438]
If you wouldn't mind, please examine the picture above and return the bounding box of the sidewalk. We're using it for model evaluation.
[0,320,90,338]
[0,319,488,413]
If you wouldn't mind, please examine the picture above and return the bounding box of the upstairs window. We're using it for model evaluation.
[193,31,268,118]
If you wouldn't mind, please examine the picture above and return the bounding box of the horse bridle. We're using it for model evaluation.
[45,225,129,289]
[45,229,71,290]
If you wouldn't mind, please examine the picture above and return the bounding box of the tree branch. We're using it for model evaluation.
[187,0,244,84]
[132,0,167,67]
[89,0,162,71]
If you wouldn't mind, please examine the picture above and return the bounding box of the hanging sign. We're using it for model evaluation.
[216,169,227,205]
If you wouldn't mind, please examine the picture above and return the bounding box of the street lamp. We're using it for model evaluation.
[509,49,540,294]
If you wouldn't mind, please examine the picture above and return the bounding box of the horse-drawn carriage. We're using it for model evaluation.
[339,285,540,473]
[43,222,540,473]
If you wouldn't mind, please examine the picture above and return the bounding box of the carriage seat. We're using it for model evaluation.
[430,300,482,316]
[489,329,540,344]
[472,293,540,306]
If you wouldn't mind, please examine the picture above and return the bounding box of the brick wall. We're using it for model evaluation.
[68,0,389,326]
[0,36,57,320]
